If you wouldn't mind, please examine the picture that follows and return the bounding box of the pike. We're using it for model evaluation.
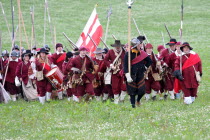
[3,25,18,87]
[30,6,36,49]
[0,2,12,41]
[161,31,166,48]
[126,0,134,75]
[11,0,15,40]
[180,0,184,74]
[45,0,55,51]
[100,37,109,50]
[62,32,78,49]
[132,18,141,35]
[111,34,117,40]
[142,29,149,43]
[164,23,172,39]
[103,6,112,46]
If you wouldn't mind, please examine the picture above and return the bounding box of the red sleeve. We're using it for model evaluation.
[174,56,181,71]
[15,62,23,78]
[104,51,112,67]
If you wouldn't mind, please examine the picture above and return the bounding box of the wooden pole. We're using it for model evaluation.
[104,6,112,46]
[126,0,133,75]
[0,2,12,41]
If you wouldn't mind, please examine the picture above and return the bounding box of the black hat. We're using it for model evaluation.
[111,40,124,47]
[66,52,73,59]
[37,48,49,54]
[103,48,108,54]
[21,50,32,59]
[72,48,80,55]
[180,42,193,51]
[137,36,146,42]
[166,38,177,46]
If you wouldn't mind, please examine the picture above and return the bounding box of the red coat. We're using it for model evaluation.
[51,52,66,71]
[175,53,202,88]
[68,56,95,81]
[159,48,174,66]
[16,61,31,85]
[35,58,52,75]
[147,54,159,79]
[104,49,125,73]
[5,59,21,83]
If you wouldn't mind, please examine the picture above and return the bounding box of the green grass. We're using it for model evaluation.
[0,0,210,139]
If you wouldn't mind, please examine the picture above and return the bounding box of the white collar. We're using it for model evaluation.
[56,51,63,55]
[175,50,182,56]
[95,56,103,60]
[182,50,196,55]
[79,54,85,58]
[2,58,7,61]
[9,58,18,62]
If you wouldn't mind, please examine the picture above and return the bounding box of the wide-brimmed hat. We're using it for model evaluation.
[22,50,32,57]
[93,48,104,54]
[180,42,193,51]
[166,38,177,46]
[111,40,124,47]
[37,48,49,54]
[72,48,80,55]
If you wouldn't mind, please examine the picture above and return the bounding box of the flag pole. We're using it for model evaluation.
[126,0,133,75]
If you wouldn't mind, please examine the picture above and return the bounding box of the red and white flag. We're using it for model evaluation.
[76,8,103,55]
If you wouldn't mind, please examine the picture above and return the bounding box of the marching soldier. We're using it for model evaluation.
[0,50,9,83]
[144,43,161,101]
[159,38,177,100]
[174,42,202,104]
[92,48,105,101]
[35,48,53,104]
[68,47,95,102]
[124,38,152,108]
[62,52,73,101]
[104,40,127,104]
[4,51,21,101]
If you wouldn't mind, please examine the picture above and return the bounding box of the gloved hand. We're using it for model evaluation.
[71,67,82,74]
[125,73,133,83]
[110,64,116,70]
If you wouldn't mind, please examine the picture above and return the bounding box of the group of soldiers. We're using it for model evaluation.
[0,36,202,108]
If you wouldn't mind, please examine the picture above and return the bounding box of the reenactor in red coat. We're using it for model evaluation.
[0,50,9,83]
[174,42,202,104]
[92,48,105,101]
[51,43,66,72]
[68,47,95,102]
[144,43,161,101]
[169,42,182,99]
[62,52,73,101]
[104,40,127,104]
[159,38,177,100]
[35,48,53,104]
[5,51,21,101]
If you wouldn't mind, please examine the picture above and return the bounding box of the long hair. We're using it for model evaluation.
[37,53,50,65]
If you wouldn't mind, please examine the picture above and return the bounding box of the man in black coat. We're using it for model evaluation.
[124,37,152,108]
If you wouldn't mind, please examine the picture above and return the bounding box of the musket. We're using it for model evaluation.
[161,32,166,48]
[164,23,172,39]
[62,32,78,49]
[87,33,97,48]
[0,31,2,57]
[43,0,47,46]
[104,6,112,45]
[64,46,69,52]
[111,34,117,40]
[0,2,12,41]
[100,37,109,50]
[132,18,141,35]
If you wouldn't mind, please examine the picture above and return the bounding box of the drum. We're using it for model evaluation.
[45,67,64,91]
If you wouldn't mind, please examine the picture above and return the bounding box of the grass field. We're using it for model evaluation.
[0,0,210,139]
